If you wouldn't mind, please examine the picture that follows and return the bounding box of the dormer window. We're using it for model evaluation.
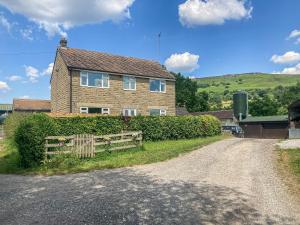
[80,71,109,88]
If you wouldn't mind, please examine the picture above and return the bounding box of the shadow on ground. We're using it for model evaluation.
[0,169,297,225]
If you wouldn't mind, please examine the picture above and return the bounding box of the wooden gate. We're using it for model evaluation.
[72,134,95,158]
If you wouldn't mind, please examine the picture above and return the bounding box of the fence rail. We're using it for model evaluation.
[45,131,142,158]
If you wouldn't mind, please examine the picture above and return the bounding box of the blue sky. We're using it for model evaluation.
[0,0,300,103]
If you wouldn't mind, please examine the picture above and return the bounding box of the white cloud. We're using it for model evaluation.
[288,30,300,39]
[0,0,135,37]
[270,51,300,64]
[164,52,200,72]
[24,65,39,83]
[179,0,252,27]
[8,75,22,81]
[20,28,33,40]
[42,63,54,76]
[19,95,30,99]
[288,29,300,44]
[274,63,300,75]
[0,13,11,32]
[0,81,10,91]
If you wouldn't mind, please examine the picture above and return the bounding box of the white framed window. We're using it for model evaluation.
[80,107,110,114]
[123,76,136,90]
[123,108,137,117]
[149,109,167,116]
[102,108,110,115]
[80,71,109,88]
[80,107,88,114]
[150,79,166,93]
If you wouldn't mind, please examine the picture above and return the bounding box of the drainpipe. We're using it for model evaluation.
[69,69,72,113]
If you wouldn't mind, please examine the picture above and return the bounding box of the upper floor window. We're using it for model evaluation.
[80,71,109,88]
[149,109,167,116]
[123,76,136,90]
[150,79,166,92]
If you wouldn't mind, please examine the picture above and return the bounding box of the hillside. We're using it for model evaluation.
[195,73,300,94]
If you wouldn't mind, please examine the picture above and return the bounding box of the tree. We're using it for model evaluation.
[174,73,209,112]
[249,95,279,116]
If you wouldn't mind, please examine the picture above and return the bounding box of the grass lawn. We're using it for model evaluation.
[0,135,225,175]
[278,149,300,180]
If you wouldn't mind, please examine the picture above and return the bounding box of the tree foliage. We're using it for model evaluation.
[174,73,209,112]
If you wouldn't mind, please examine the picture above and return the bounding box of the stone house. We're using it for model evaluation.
[51,38,176,116]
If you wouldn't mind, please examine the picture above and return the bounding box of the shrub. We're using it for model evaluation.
[54,116,125,135]
[128,115,221,141]
[15,114,57,168]
[3,113,29,140]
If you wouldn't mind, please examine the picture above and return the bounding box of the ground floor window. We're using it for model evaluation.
[80,107,110,114]
[123,108,137,117]
[149,109,167,116]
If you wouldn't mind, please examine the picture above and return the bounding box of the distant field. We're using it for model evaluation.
[195,73,300,94]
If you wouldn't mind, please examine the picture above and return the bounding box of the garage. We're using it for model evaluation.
[239,116,289,139]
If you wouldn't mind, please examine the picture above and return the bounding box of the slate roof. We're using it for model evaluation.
[13,99,51,111]
[190,110,234,120]
[58,47,175,80]
[239,115,288,123]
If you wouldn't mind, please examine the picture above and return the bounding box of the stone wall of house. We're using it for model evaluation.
[51,51,71,112]
[70,70,176,116]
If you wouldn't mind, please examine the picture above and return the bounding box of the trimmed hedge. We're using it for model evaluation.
[15,114,57,168]
[128,115,221,141]
[54,116,125,136]
[13,113,221,168]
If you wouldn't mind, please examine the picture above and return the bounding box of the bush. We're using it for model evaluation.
[128,115,221,141]
[13,114,221,168]
[3,113,29,140]
[54,116,125,135]
[15,114,57,168]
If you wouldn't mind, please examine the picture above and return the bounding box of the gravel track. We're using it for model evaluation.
[0,138,299,225]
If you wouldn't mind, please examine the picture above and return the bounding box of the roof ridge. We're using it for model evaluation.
[59,47,161,65]
[13,98,50,101]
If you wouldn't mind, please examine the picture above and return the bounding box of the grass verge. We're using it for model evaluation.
[0,135,225,175]
[277,148,300,197]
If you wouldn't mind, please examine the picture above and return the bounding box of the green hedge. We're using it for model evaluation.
[128,115,221,141]
[15,114,57,168]
[13,113,221,168]
[54,116,125,136]
[3,113,29,140]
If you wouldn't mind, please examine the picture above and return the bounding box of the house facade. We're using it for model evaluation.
[51,38,176,116]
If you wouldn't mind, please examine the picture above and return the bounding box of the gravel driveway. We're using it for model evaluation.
[0,138,299,225]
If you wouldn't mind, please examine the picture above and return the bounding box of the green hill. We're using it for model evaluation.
[195,73,300,94]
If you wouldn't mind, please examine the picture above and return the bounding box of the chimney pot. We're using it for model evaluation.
[60,37,67,48]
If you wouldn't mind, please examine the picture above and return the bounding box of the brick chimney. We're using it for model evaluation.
[59,37,67,48]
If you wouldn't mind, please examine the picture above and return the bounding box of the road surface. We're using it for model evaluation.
[0,138,299,225]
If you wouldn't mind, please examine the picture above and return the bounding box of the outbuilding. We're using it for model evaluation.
[239,115,289,139]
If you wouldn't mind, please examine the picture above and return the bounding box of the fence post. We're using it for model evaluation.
[44,139,48,162]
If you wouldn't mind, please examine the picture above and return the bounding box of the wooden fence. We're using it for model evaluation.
[45,131,142,158]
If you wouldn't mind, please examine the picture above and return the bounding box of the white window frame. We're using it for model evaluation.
[149,79,166,93]
[123,108,137,117]
[80,71,110,88]
[80,107,89,114]
[123,76,136,91]
[80,107,110,115]
[102,108,110,115]
[149,109,167,116]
